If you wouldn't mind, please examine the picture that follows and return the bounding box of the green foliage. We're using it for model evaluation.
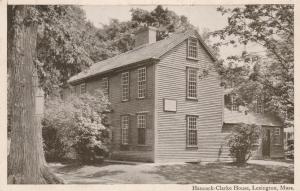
[211,5,293,125]
[131,5,195,40]
[226,124,260,164]
[42,90,111,163]
[8,5,195,97]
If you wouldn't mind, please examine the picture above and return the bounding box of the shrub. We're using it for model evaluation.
[226,123,260,164]
[42,90,111,163]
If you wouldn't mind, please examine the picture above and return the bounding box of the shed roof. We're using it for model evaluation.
[68,30,216,84]
[223,108,282,127]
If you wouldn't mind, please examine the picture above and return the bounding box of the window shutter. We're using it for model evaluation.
[128,115,132,145]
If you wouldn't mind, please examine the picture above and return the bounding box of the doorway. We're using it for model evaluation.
[262,129,271,157]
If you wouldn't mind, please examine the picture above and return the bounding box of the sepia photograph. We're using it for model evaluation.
[5,2,294,187]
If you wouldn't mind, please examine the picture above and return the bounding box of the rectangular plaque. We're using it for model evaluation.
[164,99,177,112]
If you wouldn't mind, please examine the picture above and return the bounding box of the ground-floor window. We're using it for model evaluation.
[137,114,146,145]
[186,115,198,147]
[121,115,129,145]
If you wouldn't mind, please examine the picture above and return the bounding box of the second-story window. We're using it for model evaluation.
[102,77,109,96]
[138,67,146,99]
[187,38,198,59]
[231,95,238,111]
[187,67,197,99]
[80,83,86,94]
[256,97,264,113]
[121,72,129,101]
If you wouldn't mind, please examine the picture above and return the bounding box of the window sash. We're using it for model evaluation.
[188,38,198,59]
[80,83,86,94]
[102,78,109,96]
[256,99,264,113]
[138,67,146,98]
[121,72,129,101]
[255,96,264,113]
[187,68,197,99]
[137,114,146,129]
[137,114,146,145]
[231,95,238,111]
[187,116,198,147]
[121,116,129,145]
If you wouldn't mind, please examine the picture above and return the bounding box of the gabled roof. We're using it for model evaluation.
[68,30,216,84]
[223,108,282,127]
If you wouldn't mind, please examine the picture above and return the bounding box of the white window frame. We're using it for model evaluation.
[187,67,198,99]
[186,115,198,147]
[187,38,198,59]
[231,95,238,111]
[256,98,264,113]
[121,115,129,145]
[102,77,109,96]
[80,83,86,94]
[137,114,146,145]
[121,72,129,101]
[138,67,146,99]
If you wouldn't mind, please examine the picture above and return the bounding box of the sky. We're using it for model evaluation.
[81,5,265,59]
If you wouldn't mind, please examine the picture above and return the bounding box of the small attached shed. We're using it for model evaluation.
[223,108,284,159]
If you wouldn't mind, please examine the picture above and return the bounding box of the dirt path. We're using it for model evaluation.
[49,162,175,184]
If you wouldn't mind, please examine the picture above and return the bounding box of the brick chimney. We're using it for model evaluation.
[134,26,157,47]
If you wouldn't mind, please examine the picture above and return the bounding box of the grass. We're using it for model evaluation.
[153,162,294,184]
[49,161,294,184]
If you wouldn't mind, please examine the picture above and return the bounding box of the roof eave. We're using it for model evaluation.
[68,57,160,85]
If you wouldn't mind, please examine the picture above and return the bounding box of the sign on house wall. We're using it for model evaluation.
[163,99,177,112]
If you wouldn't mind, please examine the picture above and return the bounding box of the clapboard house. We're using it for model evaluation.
[67,27,284,162]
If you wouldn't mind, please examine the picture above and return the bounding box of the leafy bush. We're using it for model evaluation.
[42,90,111,163]
[226,123,260,164]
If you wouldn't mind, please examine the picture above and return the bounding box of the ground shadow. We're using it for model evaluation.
[51,161,117,174]
[152,162,294,184]
[87,170,125,178]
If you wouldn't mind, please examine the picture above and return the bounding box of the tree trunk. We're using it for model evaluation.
[7,5,63,184]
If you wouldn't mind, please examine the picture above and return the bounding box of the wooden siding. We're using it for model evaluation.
[253,126,284,159]
[72,64,156,162]
[155,39,228,162]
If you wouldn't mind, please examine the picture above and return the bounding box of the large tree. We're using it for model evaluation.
[35,6,106,96]
[212,5,294,125]
[7,5,63,184]
[94,5,195,57]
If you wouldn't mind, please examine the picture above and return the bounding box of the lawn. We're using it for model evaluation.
[153,162,294,184]
[49,160,294,184]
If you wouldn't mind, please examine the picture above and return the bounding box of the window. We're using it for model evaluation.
[274,128,281,145]
[186,115,198,147]
[231,95,238,111]
[121,72,129,101]
[80,83,86,94]
[138,67,146,98]
[137,114,146,145]
[187,68,197,99]
[187,38,198,59]
[256,98,264,113]
[102,78,109,96]
[226,81,235,89]
[121,115,129,145]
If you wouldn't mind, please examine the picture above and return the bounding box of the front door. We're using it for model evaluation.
[262,129,271,157]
